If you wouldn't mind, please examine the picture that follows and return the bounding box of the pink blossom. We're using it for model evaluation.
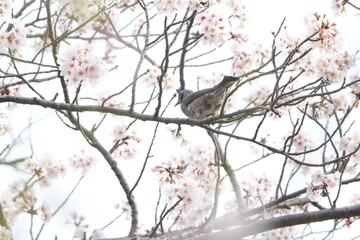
[292,132,313,152]
[19,155,67,187]
[89,229,105,240]
[142,66,175,90]
[58,0,106,23]
[306,171,340,202]
[261,226,297,240]
[0,110,9,135]
[96,89,126,108]
[227,0,248,30]
[311,101,334,119]
[241,174,274,206]
[58,43,106,85]
[306,185,322,202]
[111,125,142,160]
[339,133,360,153]
[69,150,97,174]
[0,0,12,21]
[41,203,52,223]
[0,19,27,53]
[196,10,231,45]
[0,227,12,240]
[332,0,347,15]
[332,92,351,111]
[153,0,188,13]
[345,218,353,227]
[232,42,270,75]
[305,13,340,52]
[152,145,216,227]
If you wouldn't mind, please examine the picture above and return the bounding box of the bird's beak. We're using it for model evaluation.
[175,101,180,107]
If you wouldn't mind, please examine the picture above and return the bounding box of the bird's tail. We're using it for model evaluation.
[217,75,239,89]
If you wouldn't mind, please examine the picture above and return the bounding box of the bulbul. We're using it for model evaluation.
[176,76,238,119]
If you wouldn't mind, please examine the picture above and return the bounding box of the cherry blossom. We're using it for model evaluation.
[306,171,341,202]
[142,66,175,90]
[0,19,27,53]
[305,13,340,52]
[261,226,297,240]
[227,0,248,30]
[96,89,126,108]
[232,42,270,75]
[152,0,188,14]
[189,0,220,10]
[306,184,323,202]
[315,51,355,83]
[0,110,9,136]
[331,0,347,15]
[40,203,52,224]
[241,174,274,207]
[196,10,231,45]
[112,124,142,160]
[332,92,352,111]
[0,227,12,240]
[311,101,335,119]
[338,133,360,153]
[292,132,314,152]
[69,151,97,174]
[1,0,360,239]
[58,0,106,23]
[0,0,12,21]
[22,155,67,182]
[152,145,216,227]
[58,43,106,86]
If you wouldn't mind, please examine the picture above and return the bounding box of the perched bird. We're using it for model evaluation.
[176,76,238,119]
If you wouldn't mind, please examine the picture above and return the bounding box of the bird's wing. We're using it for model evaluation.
[182,88,212,106]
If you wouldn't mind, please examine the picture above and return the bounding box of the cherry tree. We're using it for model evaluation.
[1,0,360,239]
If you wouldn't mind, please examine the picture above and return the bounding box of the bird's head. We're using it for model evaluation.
[175,89,192,106]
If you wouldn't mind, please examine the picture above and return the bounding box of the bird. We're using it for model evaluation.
[176,76,238,119]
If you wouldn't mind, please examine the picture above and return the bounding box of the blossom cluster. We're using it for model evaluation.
[58,0,106,23]
[142,66,175,90]
[0,0,12,21]
[152,146,216,227]
[96,89,126,108]
[331,0,347,15]
[227,0,248,28]
[152,0,188,13]
[274,13,355,85]
[306,171,340,202]
[261,226,297,240]
[0,226,12,240]
[0,110,9,136]
[292,132,314,152]
[305,13,339,51]
[152,1,248,46]
[20,155,67,187]
[152,0,221,13]
[339,133,360,153]
[241,174,273,207]
[196,10,231,45]
[0,19,27,53]
[311,101,335,119]
[69,151,97,174]
[58,43,106,86]
[1,187,45,226]
[315,51,355,83]
[1,152,97,228]
[232,42,270,75]
[67,212,104,239]
[112,124,142,159]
